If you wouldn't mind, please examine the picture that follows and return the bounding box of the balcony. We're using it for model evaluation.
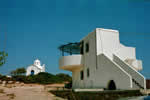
[59,55,83,71]
[132,60,143,71]
[124,59,143,71]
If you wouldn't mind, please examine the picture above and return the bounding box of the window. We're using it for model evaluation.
[80,41,84,54]
[80,71,84,80]
[85,42,89,53]
[87,68,90,77]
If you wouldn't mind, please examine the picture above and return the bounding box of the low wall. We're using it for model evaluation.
[50,90,143,100]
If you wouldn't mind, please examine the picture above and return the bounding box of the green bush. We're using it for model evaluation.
[65,81,72,89]
[0,74,12,81]
[10,67,26,76]
[12,75,27,82]
[9,72,72,84]
[56,73,72,82]
[30,72,60,84]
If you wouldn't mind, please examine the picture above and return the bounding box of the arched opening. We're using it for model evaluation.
[108,80,116,90]
[31,70,34,75]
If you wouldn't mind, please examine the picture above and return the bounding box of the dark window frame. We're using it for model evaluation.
[80,41,84,55]
[87,68,90,77]
[85,42,89,53]
[80,71,84,80]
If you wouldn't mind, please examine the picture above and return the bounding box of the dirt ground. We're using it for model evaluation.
[0,83,65,100]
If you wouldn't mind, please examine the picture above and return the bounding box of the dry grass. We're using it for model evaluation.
[0,89,4,93]
[7,93,16,99]
[5,84,13,88]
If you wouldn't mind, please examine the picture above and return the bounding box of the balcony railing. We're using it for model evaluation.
[58,42,83,56]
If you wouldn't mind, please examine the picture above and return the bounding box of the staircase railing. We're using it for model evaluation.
[132,79,144,89]
[113,54,146,89]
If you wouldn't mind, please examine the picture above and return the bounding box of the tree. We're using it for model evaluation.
[0,51,8,66]
[56,73,72,82]
[16,68,26,75]
[11,67,26,76]
[10,70,17,76]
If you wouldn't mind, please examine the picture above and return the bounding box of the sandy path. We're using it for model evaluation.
[0,84,64,100]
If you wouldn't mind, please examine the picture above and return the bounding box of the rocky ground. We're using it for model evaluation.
[0,83,65,100]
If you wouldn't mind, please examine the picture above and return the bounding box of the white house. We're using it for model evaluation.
[59,28,146,90]
[26,59,45,76]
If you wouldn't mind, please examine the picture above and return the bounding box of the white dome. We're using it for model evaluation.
[34,59,41,66]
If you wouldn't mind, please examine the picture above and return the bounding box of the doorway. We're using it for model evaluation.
[31,70,35,75]
[108,80,116,90]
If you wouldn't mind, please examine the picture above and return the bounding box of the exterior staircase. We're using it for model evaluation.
[132,79,144,89]
[113,54,146,89]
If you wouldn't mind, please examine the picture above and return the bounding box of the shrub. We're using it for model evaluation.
[56,73,72,82]
[0,72,72,85]
[65,81,72,89]
[10,67,26,76]
[12,75,26,82]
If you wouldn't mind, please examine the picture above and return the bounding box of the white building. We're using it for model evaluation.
[26,59,45,76]
[59,28,146,90]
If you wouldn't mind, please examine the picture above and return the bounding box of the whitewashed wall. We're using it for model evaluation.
[72,29,133,89]
[95,54,132,89]
[113,55,146,89]
[114,46,136,61]
[62,28,145,90]
[96,28,120,59]
[26,65,41,76]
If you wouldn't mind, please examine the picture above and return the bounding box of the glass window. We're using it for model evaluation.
[80,41,84,54]
[80,71,84,80]
[87,68,90,77]
[85,42,89,53]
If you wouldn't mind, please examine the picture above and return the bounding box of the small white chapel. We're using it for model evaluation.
[26,59,45,76]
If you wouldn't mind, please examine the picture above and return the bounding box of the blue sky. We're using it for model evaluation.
[0,0,150,78]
